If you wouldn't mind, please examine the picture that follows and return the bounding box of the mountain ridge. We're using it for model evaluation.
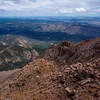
[44,38,100,65]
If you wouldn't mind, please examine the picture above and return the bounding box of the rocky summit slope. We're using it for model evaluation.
[44,38,100,65]
[0,38,100,100]
[0,59,67,100]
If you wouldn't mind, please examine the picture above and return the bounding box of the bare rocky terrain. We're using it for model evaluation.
[0,38,100,100]
[44,38,100,65]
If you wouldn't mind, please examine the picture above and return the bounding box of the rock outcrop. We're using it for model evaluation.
[44,38,100,65]
[59,58,100,100]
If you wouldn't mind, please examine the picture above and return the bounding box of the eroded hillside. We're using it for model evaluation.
[0,34,52,71]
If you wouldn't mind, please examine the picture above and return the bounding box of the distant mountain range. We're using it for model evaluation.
[0,17,100,41]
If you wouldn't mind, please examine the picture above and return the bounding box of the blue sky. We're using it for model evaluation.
[0,0,100,16]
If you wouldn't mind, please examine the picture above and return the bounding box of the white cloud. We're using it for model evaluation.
[0,0,100,16]
[76,8,87,12]
[59,9,73,14]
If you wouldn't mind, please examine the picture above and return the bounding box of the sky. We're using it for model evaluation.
[0,0,100,16]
